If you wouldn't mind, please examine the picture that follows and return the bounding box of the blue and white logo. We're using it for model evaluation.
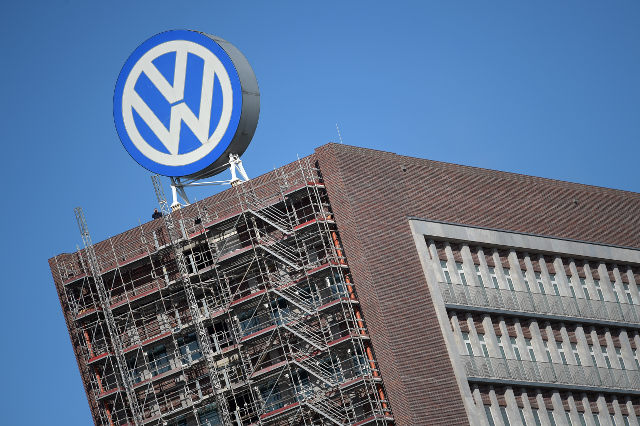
[114,30,257,177]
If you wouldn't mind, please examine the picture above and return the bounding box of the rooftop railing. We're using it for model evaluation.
[439,282,640,326]
[460,354,640,393]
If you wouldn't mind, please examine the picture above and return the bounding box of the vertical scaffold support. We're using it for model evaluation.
[151,175,232,425]
[74,207,143,426]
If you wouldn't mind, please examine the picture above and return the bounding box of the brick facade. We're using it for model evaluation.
[314,143,640,425]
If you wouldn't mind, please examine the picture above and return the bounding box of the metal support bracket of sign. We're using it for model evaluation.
[168,153,250,209]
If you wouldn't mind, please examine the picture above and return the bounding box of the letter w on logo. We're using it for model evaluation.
[131,50,215,155]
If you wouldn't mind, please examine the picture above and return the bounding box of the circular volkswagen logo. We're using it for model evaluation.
[114,30,259,178]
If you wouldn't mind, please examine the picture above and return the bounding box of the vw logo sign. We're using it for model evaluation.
[114,30,259,178]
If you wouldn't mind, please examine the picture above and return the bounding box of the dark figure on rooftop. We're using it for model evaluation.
[152,208,163,220]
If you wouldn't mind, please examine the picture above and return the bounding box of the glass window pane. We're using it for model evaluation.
[518,407,527,425]
[594,279,604,300]
[556,341,567,365]
[602,346,612,369]
[456,262,468,285]
[532,408,542,426]
[510,337,522,361]
[476,265,485,286]
[485,406,496,426]
[571,343,582,366]
[440,260,452,284]
[549,273,560,296]
[462,332,473,356]
[505,270,515,291]
[611,413,618,426]
[526,338,537,362]
[500,407,510,425]
[579,412,587,426]
[593,413,601,426]
[489,267,499,288]
[498,335,507,359]
[536,272,545,294]
[479,334,489,357]
[523,272,532,293]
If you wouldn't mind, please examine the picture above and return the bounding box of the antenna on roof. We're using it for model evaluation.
[336,123,344,144]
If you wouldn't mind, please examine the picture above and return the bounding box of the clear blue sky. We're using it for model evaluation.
[1,1,638,424]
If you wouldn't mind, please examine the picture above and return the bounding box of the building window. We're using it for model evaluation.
[535,272,546,294]
[578,412,587,426]
[523,270,532,293]
[593,412,602,426]
[475,265,485,286]
[510,337,522,360]
[270,298,290,323]
[238,308,262,335]
[580,278,590,299]
[440,260,452,284]
[616,347,626,370]
[504,270,515,291]
[532,408,542,426]
[549,273,560,296]
[178,332,202,365]
[456,262,468,285]
[623,415,632,426]
[497,335,507,359]
[567,274,577,298]
[613,281,623,304]
[126,355,144,384]
[526,338,537,362]
[611,280,626,303]
[544,340,553,363]
[478,334,490,357]
[589,344,597,366]
[571,342,582,366]
[148,344,171,376]
[461,332,473,355]
[518,407,527,425]
[499,406,510,425]
[632,347,640,369]
[198,408,220,426]
[484,406,496,426]
[259,380,284,411]
[601,345,612,369]
[488,267,499,288]
[610,413,618,426]
[556,341,567,365]
[624,283,633,304]
[328,273,347,297]
[594,279,604,301]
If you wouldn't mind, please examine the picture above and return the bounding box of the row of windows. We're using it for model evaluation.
[170,407,220,426]
[440,258,636,305]
[484,404,634,426]
[461,329,640,371]
[127,333,203,383]
[454,311,640,371]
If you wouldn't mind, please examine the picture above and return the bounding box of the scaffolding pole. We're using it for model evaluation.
[74,207,143,426]
[151,175,233,425]
[57,163,393,426]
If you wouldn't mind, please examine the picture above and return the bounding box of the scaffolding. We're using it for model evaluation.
[53,158,394,426]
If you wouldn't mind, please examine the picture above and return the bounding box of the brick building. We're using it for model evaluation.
[50,143,640,425]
